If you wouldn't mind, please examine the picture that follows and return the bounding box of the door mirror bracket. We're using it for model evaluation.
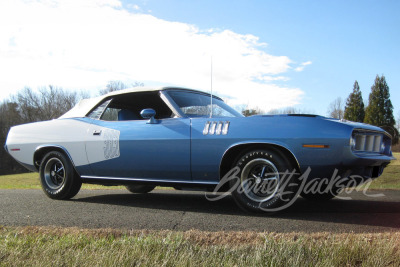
[140,108,159,124]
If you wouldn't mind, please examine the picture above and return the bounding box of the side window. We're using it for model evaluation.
[168,91,242,118]
[101,107,121,121]
[87,92,175,121]
[181,104,233,117]
[87,99,111,119]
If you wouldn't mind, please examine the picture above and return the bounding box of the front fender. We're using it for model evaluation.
[219,141,301,180]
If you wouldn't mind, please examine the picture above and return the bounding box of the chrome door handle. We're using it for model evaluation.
[93,130,102,136]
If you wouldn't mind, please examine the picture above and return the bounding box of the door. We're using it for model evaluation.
[85,117,191,180]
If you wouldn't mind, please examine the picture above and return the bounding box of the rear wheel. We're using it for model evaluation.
[125,185,155,194]
[230,149,300,213]
[39,151,81,200]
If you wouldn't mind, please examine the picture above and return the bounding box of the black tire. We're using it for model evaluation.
[125,185,155,194]
[300,182,342,201]
[39,151,82,200]
[230,149,299,213]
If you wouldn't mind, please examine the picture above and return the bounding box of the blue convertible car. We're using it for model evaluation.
[5,87,396,212]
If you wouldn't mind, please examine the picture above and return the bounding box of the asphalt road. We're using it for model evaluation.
[1,189,399,233]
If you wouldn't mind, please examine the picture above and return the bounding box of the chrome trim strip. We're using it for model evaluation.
[81,175,219,185]
[216,122,223,135]
[353,128,392,139]
[203,121,211,135]
[209,121,217,134]
[34,144,76,169]
[222,121,230,135]
[34,144,83,176]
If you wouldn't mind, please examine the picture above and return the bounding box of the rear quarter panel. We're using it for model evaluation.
[5,119,91,173]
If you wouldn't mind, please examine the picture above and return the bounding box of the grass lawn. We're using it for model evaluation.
[0,226,399,266]
[0,153,398,190]
[0,172,125,190]
[366,152,400,190]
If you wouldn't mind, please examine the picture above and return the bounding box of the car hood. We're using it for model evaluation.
[252,114,387,133]
[321,117,388,133]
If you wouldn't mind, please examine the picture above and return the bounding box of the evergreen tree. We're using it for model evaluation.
[365,75,398,144]
[344,81,364,122]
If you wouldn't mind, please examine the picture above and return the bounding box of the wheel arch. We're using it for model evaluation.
[219,142,300,180]
[33,145,78,173]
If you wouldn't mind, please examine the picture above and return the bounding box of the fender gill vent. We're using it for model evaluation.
[203,121,230,135]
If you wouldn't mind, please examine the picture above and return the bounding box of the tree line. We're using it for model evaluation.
[328,75,398,145]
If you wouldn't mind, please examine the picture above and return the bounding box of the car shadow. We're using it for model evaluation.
[73,190,400,230]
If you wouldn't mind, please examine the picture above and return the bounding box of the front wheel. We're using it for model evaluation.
[230,149,300,213]
[39,151,82,200]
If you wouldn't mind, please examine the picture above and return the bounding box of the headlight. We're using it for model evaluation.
[380,142,386,153]
[350,136,356,150]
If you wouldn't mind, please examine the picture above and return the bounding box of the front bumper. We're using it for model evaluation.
[300,149,395,181]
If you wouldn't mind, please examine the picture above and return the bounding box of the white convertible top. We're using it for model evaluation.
[58,96,102,119]
[58,87,208,119]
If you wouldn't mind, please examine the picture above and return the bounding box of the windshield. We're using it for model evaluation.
[167,90,243,118]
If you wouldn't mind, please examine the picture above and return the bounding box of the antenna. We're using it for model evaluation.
[210,56,213,118]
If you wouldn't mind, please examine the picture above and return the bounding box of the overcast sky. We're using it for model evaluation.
[0,0,399,117]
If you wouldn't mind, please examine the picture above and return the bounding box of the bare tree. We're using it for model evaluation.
[241,106,311,116]
[12,86,79,122]
[0,101,22,136]
[78,90,91,100]
[242,108,262,116]
[99,80,144,95]
[240,104,263,116]
[267,107,311,115]
[327,97,344,119]
[0,100,28,174]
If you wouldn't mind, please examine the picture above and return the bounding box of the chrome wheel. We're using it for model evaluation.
[240,158,280,202]
[40,151,82,200]
[230,149,299,213]
[43,157,66,190]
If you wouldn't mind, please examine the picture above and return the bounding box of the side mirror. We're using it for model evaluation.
[140,108,158,124]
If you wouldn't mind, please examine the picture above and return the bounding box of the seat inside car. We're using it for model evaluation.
[118,109,138,121]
